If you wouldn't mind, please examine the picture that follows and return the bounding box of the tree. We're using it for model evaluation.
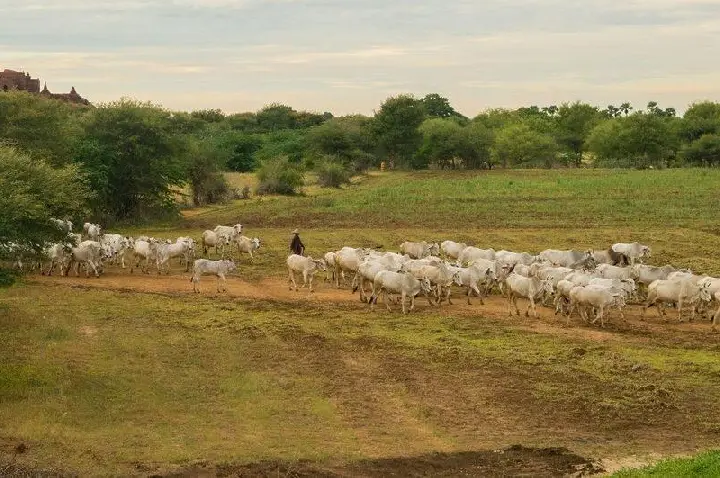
[0,146,92,286]
[680,134,720,166]
[619,102,633,116]
[304,115,377,171]
[418,118,464,169]
[647,101,676,117]
[417,118,492,169]
[190,108,225,123]
[255,130,307,165]
[256,156,304,195]
[226,112,258,132]
[604,105,621,118]
[372,94,426,168]
[421,93,464,119]
[184,131,230,206]
[679,101,720,142]
[490,124,558,168]
[255,103,298,132]
[0,91,84,166]
[220,131,263,172]
[554,102,602,166]
[585,113,678,167]
[74,99,188,221]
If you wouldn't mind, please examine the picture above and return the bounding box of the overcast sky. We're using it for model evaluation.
[2,0,719,116]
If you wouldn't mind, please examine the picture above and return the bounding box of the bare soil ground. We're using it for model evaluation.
[34,271,720,345]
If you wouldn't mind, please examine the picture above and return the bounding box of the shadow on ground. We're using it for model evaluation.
[155,445,604,477]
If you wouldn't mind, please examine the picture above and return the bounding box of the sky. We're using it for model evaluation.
[2,0,720,116]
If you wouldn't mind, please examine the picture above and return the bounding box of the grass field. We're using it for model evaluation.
[2,169,720,476]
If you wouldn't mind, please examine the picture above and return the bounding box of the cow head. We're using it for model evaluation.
[233,224,243,235]
[640,245,651,258]
[251,238,261,250]
[314,259,327,271]
[419,277,433,294]
[699,282,712,302]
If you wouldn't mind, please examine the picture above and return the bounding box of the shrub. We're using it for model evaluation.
[256,156,304,195]
[315,157,352,188]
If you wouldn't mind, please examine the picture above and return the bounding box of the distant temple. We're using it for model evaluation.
[0,67,90,105]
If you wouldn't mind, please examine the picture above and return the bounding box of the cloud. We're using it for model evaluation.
[2,0,720,115]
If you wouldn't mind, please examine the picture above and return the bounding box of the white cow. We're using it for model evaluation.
[612,242,651,265]
[190,259,236,293]
[214,224,243,255]
[155,240,195,274]
[440,241,468,260]
[130,239,159,274]
[449,263,495,305]
[66,240,103,277]
[643,279,712,322]
[504,267,554,318]
[42,243,72,276]
[457,246,496,265]
[410,262,460,306]
[333,247,371,288]
[353,258,395,302]
[233,236,261,261]
[83,223,102,242]
[631,264,677,286]
[287,254,326,292]
[201,230,231,258]
[539,249,593,268]
[596,264,634,281]
[50,218,73,233]
[369,271,433,314]
[399,241,440,259]
[569,285,626,327]
[495,250,536,267]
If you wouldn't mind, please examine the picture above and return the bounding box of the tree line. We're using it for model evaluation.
[2,90,720,229]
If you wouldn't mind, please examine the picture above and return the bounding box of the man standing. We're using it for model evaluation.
[290,229,305,256]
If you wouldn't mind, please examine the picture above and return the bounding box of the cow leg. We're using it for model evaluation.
[220,273,228,292]
[712,303,720,330]
[475,284,484,306]
[529,296,538,318]
[401,292,408,314]
[288,269,297,291]
[90,261,100,278]
[308,274,315,293]
[302,270,309,289]
[383,289,391,311]
[678,297,685,323]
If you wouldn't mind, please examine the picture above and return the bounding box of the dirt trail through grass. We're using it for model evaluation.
[33,272,720,348]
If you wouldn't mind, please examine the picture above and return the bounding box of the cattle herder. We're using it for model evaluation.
[290,229,305,256]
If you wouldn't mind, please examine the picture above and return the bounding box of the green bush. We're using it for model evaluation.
[256,156,304,195]
[315,157,352,188]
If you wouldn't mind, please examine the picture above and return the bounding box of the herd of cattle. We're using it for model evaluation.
[4,219,720,329]
[3,220,259,293]
[315,240,720,329]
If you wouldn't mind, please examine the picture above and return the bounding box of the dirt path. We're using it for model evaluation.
[31,270,720,348]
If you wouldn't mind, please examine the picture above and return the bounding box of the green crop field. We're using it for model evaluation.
[2,169,720,477]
